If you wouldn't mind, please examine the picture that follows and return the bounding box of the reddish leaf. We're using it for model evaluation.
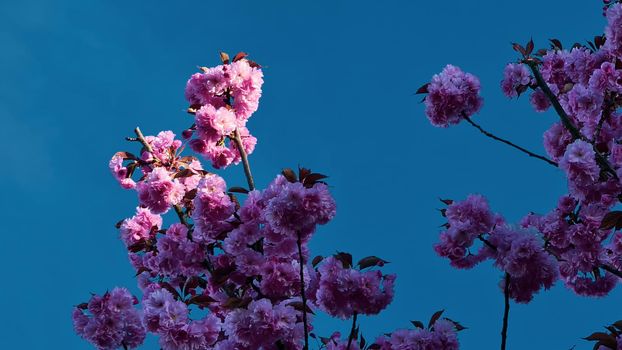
[512,43,526,56]
[298,167,312,182]
[281,168,297,183]
[303,173,328,187]
[233,52,248,62]
[415,83,430,94]
[525,38,534,55]
[439,198,453,205]
[444,317,467,331]
[312,255,324,267]
[76,303,89,310]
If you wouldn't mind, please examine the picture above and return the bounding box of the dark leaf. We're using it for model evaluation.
[512,43,526,56]
[282,168,297,183]
[600,211,622,230]
[128,241,147,253]
[444,317,467,331]
[334,252,353,269]
[115,219,125,229]
[159,282,182,299]
[114,151,138,160]
[288,301,316,315]
[439,198,453,205]
[312,255,324,267]
[367,344,382,350]
[298,167,312,182]
[428,310,445,329]
[357,256,389,269]
[228,186,249,194]
[584,332,617,344]
[550,38,563,50]
[184,188,198,200]
[187,294,216,307]
[535,48,548,56]
[303,173,328,187]
[76,303,89,309]
[360,334,366,349]
[415,83,430,94]
[613,320,622,331]
[233,52,248,62]
[174,168,195,179]
[320,337,331,345]
[410,320,425,329]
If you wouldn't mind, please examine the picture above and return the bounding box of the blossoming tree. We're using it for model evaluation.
[73,1,622,349]
[72,53,462,349]
[419,1,622,349]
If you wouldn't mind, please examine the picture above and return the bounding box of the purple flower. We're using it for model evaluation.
[424,65,483,127]
[72,288,146,350]
[604,3,622,59]
[501,63,532,98]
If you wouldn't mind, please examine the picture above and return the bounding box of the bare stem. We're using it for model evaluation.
[232,129,255,191]
[501,272,510,350]
[465,117,557,167]
[346,312,358,350]
[297,231,309,350]
[132,127,153,153]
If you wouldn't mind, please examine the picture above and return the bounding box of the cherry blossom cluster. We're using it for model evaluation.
[72,288,146,350]
[74,53,464,349]
[184,53,262,169]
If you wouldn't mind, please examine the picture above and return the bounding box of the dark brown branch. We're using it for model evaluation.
[601,264,622,279]
[297,231,309,350]
[232,129,255,191]
[501,273,511,350]
[465,117,557,167]
[174,205,189,228]
[478,235,498,251]
[525,61,618,178]
[346,312,358,350]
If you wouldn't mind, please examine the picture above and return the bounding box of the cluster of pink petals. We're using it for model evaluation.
[315,256,395,319]
[424,64,483,127]
[185,57,262,169]
[72,288,146,350]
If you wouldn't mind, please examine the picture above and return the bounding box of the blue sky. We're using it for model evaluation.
[0,0,618,348]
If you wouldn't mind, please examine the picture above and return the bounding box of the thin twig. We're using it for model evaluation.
[297,231,309,350]
[501,273,510,350]
[346,312,358,350]
[465,117,557,167]
[232,129,255,191]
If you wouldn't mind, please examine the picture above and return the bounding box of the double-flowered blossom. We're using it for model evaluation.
[72,288,146,350]
[185,55,263,169]
[501,63,533,98]
[604,3,622,59]
[119,207,162,247]
[374,319,460,350]
[315,256,396,319]
[221,298,304,350]
[424,64,483,127]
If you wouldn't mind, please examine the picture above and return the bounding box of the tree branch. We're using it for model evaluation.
[346,312,358,350]
[525,60,618,178]
[465,117,557,167]
[501,272,511,350]
[297,231,309,350]
[232,129,256,191]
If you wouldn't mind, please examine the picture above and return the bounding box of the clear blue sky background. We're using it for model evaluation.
[0,0,619,348]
